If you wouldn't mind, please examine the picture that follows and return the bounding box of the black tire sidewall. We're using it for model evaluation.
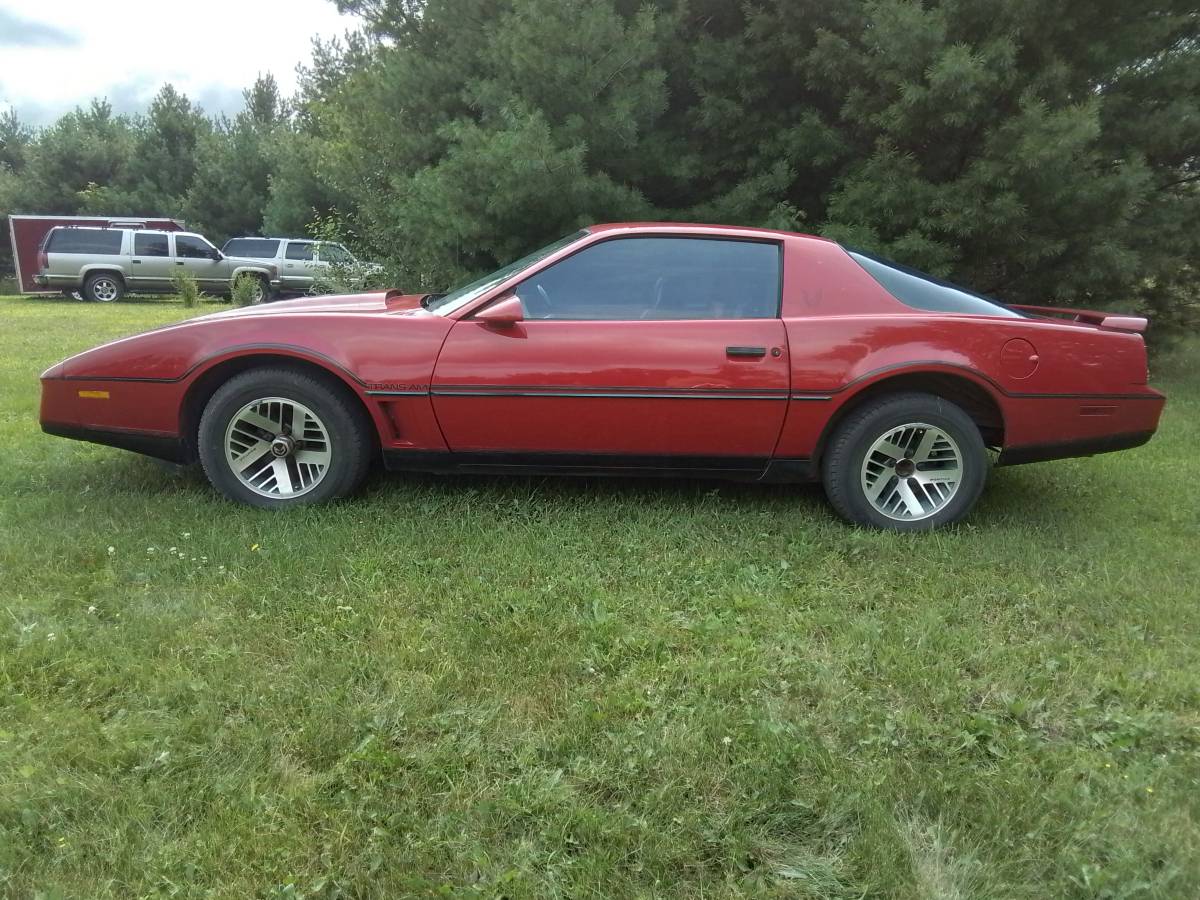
[822,393,988,531]
[198,369,370,508]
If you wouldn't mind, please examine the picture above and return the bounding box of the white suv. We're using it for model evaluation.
[36,226,281,302]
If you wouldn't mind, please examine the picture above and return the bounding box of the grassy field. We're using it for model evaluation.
[1,294,1197,899]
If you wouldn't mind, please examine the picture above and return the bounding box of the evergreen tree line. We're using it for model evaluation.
[2,0,1197,332]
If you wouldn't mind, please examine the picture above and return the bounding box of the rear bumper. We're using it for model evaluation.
[37,274,78,287]
[997,430,1155,466]
[41,420,188,463]
[998,389,1165,466]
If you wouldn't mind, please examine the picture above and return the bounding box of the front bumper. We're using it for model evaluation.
[41,420,188,463]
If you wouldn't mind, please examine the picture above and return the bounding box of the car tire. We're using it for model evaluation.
[249,275,270,304]
[821,392,988,531]
[198,368,373,509]
[84,273,124,303]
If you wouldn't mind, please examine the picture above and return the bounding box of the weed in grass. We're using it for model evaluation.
[232,273,259,306]
[172,269,202,308]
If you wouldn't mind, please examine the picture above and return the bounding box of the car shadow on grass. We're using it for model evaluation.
[54,449,1091,535]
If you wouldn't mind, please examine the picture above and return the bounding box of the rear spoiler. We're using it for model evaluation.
[1008,304,1147,334]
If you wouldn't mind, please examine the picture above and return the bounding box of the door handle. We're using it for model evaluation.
[175,261,184,266]
[726,346,767,358]
[131,259,141,264]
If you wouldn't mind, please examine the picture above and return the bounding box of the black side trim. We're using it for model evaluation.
[796,360,1164,402]
[382,449,798,481]
[42,421,189,463]
[65,352,1163,405]
[430,383,789,396]
[997,430,1154,466]
[430,388,787,400]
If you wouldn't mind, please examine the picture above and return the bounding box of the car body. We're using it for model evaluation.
[39,223,1166,529]
[220,237,383,296]
[35,226,281,302]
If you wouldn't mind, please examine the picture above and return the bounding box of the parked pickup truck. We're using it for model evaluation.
[35,225,281,302]
[221,237,382,296]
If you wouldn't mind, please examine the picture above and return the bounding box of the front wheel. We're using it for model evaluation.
[198,368,373,508]
[821,392,988,531]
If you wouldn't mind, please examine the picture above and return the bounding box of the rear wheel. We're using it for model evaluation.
[198,368,372,508]
[84,273,123,303]
[821,392,988,531]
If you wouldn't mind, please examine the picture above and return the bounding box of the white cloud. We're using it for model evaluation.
[0,0,359,124]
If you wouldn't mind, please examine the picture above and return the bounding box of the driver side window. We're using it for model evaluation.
[175,235,214,259]
[513,236,780,320]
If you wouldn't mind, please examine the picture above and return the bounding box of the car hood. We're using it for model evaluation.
[202,290,427,318]
[45,290,440,381]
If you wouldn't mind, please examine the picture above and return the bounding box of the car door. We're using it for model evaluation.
[431,236,789,470]
[130,232,173,290]
[281,241,318,292]
[172,234,225,290]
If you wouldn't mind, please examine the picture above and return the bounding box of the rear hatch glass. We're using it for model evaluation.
[848,248,1024,318]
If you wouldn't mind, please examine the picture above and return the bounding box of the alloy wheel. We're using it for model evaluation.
[223,397,332,498]
[92,278,119,302]
[860,422,963,521]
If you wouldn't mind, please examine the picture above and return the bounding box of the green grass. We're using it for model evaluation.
[1,294,1198,899]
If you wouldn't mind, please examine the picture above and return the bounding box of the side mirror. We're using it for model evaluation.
[210,248,223,261]
[474,293,524,326]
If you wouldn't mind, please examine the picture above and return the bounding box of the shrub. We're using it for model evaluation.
[231,273,259,307]
[172,270,201,308]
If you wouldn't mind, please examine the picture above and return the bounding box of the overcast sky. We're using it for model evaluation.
[0,0,359,126]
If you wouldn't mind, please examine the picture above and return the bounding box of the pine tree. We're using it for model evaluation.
[316,0,1198,328]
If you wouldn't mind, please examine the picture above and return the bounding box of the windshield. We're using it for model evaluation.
[424,230,589,315]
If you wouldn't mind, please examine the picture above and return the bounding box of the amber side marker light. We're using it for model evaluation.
[77,390,110,399]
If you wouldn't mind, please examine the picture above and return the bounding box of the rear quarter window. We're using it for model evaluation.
[848,249,1023,318]
[224,238,281,258]
[47,229,124,255]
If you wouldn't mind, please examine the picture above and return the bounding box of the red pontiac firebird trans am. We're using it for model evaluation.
[40,223,1166,530]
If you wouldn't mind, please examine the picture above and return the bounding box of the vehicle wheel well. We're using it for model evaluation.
[179,355,378,462]
[84,269,126,285]
[813,371,1005,464]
